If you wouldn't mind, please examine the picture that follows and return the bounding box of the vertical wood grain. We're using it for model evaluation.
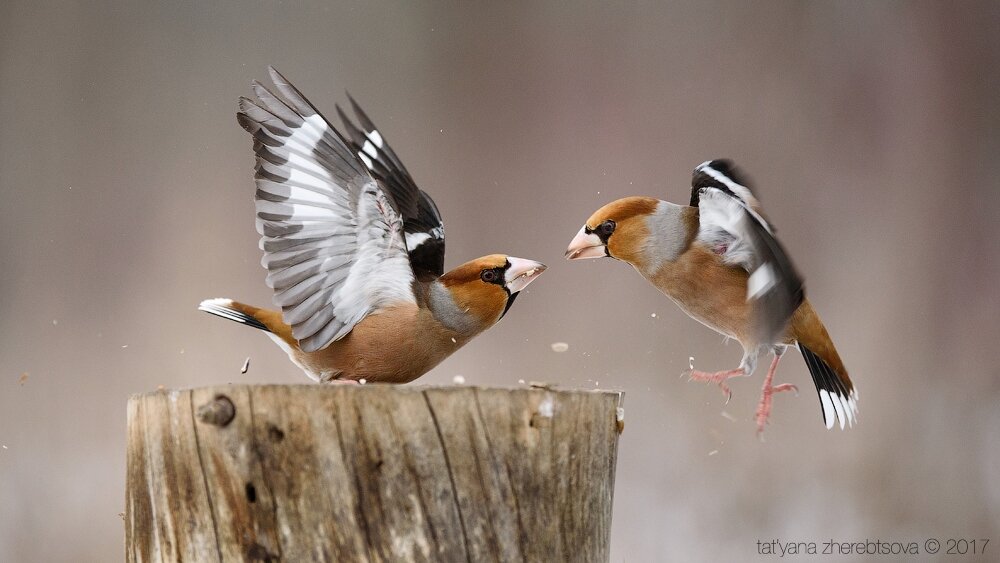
[126,385,623,562]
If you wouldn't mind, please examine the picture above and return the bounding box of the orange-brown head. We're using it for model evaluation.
[565,197,662,265]
[434,254,546,331]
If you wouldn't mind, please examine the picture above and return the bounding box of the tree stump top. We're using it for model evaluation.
[126,384,624,562]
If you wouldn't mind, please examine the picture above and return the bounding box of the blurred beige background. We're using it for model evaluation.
[2,1,999,561]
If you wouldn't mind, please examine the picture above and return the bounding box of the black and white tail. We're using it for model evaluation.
[800,344,858,430]
[198,298,270,332]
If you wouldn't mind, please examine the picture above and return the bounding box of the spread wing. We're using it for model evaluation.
[691,160,804,345]
[237,67,417,352]
[336,97,445,279]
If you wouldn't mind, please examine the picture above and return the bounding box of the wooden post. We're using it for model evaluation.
[125,384,624,562]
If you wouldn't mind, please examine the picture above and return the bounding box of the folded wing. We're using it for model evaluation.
[691,160,804,345]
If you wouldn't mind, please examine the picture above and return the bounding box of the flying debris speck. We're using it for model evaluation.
[708,450,719,456]
[650,313,657,318]
[550,342,569,353]
[451,337,457,343]
[359,378,367,385]
[241,357,250,374]
[720,411,736,422]
[452,375,465,384]
[518,379,525,385]
[52,319,58,325]
[19,373,29,385]
[122,345,129,349]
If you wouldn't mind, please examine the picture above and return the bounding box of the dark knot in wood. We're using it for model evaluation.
[127,385,623,562]
[196,394,236,427]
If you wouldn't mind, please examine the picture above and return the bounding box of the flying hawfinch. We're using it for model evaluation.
[566,160,856,433]
[200,68,545,383]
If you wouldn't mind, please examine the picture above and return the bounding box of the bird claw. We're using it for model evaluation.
[755,382,796,434]
[772,383,798,397]
[686,368,742,403]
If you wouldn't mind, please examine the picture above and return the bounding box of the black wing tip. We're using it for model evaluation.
[346,92,376,131]
[696,159,753,187]
[335,104,366,145]
[690,158,756,205]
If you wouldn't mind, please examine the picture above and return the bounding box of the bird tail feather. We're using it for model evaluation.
[198,298,271,332]
[800,344,857,430]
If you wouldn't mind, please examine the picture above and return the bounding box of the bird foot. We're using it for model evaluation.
[684,368,746,404]
[755,382,798,436]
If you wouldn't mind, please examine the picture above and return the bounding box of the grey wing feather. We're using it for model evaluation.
[238,67,417,352]
[336,97,446,278]
[692,160,804,345]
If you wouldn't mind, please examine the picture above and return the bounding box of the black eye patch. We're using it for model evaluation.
[586,220,616,243]
[480,266,506,286]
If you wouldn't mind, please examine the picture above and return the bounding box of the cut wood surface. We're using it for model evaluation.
[125,384,624,562]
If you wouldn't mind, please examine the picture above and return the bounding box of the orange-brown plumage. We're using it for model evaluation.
[204,255,545,384]
[439,254,512,326]
[788,301,850,387]
[200,69,546,384]
[567,160,857,432]
[223,299,466,383]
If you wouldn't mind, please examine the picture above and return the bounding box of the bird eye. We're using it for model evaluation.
[481,269,498,283]
[599,220,616,237]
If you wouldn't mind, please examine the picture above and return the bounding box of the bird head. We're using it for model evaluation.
[438,254,547,327]
[565,197,660,264]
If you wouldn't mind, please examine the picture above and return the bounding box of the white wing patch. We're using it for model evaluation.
[696,161,757,205]
[696,188,760,269]
[240,68,417,353]
[405,232,431,248]
[746,262,777,300]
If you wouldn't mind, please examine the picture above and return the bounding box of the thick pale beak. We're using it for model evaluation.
[505,257,547,293]
[564,227,606,260]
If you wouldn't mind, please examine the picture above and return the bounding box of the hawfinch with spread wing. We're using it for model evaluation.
[200,68,545,383]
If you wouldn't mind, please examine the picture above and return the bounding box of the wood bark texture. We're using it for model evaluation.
[125,384,623,562]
